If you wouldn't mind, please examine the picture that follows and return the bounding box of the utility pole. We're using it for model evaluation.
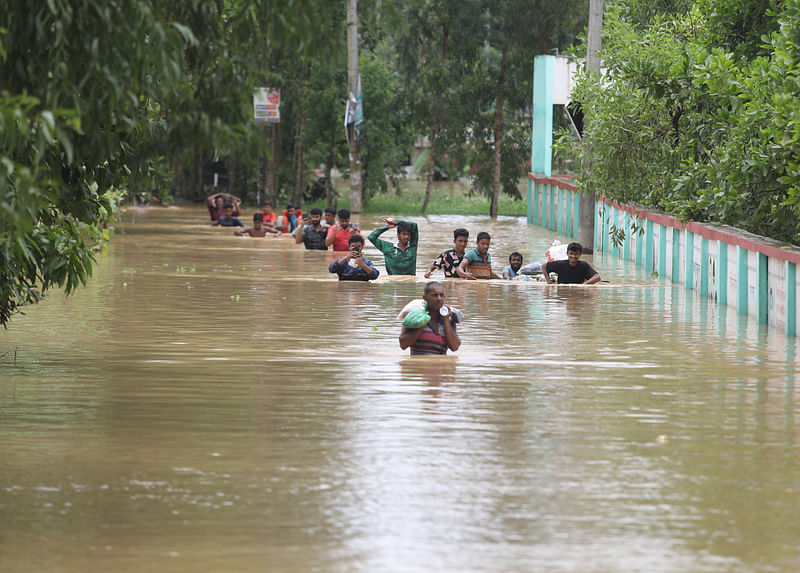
[578,0,603,252]
[346,0,362,213]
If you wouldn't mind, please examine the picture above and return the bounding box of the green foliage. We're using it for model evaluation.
[469,115,530,200]
[358,49,416,202]
[571,0,800,244]
[0,0,323,326]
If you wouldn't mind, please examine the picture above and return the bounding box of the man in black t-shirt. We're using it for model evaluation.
[542,242,601,284]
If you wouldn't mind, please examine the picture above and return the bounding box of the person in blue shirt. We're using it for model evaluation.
[211,203,244,227]
[328,234,380,281]
[502,252,524,279]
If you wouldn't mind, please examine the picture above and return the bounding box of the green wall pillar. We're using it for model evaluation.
[527,179,532,224]
[623,212,631,261]
[757,253,768,324]
[644,219,654,271]
[717,241,727,306]
[787,262,796,336]
[700,237,709,297]
[737,246,748,315]
[671,229,680,283]
[531,56,554,177]
[685,230,694,290]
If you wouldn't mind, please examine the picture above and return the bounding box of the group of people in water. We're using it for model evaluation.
[207,193,601,284]
[207,192,601,355]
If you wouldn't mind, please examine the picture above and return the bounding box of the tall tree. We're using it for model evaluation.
[0,0,330,326]
[472,0,588,218]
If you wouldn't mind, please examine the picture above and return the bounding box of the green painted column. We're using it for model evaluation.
[565,190,571,236]
[658,225,667,277]
[671,229,681,283]
[594,203,601,251]
[757,252,768,324]
[684,230,694,289]
[737,246,748,315]
[541,184,548,228]
[527,179,532,224]
[609,207,618,256]
[786,262,796,336]
[634,216,643,266]
[622,212,631,261]
[717,240,727,306]
[531,56,554,177]
[644,219,654,271]
[700,237,709,297]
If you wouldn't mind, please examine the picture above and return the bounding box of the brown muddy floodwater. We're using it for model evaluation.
[1,205,799,573]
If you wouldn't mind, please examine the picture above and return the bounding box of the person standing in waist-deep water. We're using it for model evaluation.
[323,207,337,227]
[328,234,379,281]
[541,242,601,284]
[456,231,502,279]
[295,208,329,250]
[368,216,418,275]
[207,192,241,221]
[425,228,469,278]
[211,203,244,227]
[502,252,524,279]
[235,213,281,237]
[279,204,302,233]
[325,208,360,251]
[257,200,278,227]
[399,281,461,355]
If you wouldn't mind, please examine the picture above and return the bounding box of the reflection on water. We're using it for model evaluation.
[1,206,799,572]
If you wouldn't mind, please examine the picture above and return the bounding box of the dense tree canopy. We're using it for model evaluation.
[0,0,326,326]
[2,0,592,323]
[567,0,800,243]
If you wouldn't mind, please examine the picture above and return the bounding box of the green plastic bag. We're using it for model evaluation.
[402,308,431,329]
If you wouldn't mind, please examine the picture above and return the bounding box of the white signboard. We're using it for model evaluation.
[552,57,579,106]
[254,88,280,123]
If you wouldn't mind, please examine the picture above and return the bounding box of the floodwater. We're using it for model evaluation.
[1,205,799,573]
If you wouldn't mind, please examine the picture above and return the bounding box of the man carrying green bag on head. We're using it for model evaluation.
[399,282,461,356]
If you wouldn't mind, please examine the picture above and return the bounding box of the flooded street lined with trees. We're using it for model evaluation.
[4,0,800,570]
[2,207,799,572]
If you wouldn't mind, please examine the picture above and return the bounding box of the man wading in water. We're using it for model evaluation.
[368,216,418,275]
[541,242,601,284]
[399,282,461,355]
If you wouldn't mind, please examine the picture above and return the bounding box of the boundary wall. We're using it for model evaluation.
[527,173,800,337]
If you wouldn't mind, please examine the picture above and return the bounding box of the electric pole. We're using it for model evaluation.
[578,0,603,252]
[346,0,362,213]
